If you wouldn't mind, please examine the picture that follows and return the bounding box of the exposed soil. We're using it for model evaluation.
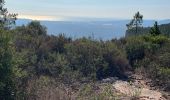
[112,73,169,100]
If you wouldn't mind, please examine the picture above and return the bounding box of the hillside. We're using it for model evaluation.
[126,23,170,37]
[1,20,170,99]
[1,0,170,99]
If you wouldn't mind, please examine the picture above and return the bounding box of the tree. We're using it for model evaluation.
[0,1,17,99]
[0,30,16,99]
[126,11,143,34]
[0,0,17,29]
[150,21,161,36]
[27,21,47,35]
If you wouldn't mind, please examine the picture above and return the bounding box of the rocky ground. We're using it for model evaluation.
[113,80,163,100]
[32,73,170,100]
[112,73,170,100]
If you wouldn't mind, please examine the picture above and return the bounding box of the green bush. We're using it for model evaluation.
[143,35,168,45]
[65,38,129,80]
[125,36,145,67]
[0,30,16,99]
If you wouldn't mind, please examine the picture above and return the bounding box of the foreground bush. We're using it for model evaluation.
[65,38,130,80]
[1,21,170,99]
[0,30,16,99]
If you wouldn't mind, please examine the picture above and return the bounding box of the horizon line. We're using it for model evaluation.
[17,14,170,22]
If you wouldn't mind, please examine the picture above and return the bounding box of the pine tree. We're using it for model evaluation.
[126,11,143,34]
[0,0,17,99]
[150,21,161,36]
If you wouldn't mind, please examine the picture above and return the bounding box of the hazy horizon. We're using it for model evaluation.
[6,0,170,21]
[17,17,170,22]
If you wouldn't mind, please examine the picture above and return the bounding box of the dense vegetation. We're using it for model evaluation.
[0,20,169,99]
[126,23,170,36]
[0,1,170,99]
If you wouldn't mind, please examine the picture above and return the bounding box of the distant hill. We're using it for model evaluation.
[16,19,170,40]
[126,23,170,37]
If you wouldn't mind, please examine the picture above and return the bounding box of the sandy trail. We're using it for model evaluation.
[113,80,164,100]
[112,74,167,100]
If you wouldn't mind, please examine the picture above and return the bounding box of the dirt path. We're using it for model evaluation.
[112,74,167,100]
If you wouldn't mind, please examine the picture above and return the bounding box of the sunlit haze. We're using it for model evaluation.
[5,0,170,21]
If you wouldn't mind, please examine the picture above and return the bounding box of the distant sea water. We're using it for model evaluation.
[16,19,170,40]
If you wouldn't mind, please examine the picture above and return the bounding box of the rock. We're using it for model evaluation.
[102,77,118,83]
[119,97,132,100]
[140,88,163,100]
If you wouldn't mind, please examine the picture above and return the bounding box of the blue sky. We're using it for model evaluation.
[5,0,170,21]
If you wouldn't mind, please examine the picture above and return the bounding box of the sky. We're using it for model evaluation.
[5,0,170,21]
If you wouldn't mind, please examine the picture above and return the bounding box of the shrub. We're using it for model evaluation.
[0,30,16,99]
[125,36,145,67]
[65,38,130,80]
[143,35,168,45]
